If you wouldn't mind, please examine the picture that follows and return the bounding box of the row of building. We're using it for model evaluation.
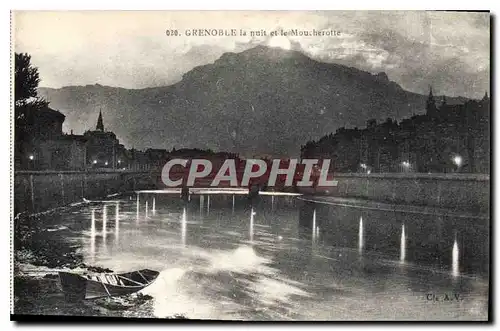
[16,87,490,174]
[15,106,242,171]
[300,88,490,174]
[16,107,130,171]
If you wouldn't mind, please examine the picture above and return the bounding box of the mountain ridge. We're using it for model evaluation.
[38,45,470,157]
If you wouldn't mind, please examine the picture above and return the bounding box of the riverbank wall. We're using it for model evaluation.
[302,173,490,214]
[13,170,159,215]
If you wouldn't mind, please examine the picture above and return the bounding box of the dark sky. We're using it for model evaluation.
[14,11,490,99]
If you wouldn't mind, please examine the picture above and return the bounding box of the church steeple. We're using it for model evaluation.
[482,91,489,101]
[96,109,104,131]
[426,86,437,115]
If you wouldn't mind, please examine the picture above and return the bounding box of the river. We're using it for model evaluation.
[17,192,490,320]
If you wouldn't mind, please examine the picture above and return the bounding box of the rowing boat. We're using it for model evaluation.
[59,269,160,301]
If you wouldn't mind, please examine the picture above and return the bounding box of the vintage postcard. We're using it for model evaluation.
[11,11,490,321]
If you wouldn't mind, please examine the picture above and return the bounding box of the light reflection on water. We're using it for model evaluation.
[71,193,488,321]
[90,209,96,264]
[115,203,120,245]
[452,234,460,278]
[400,223,406,263]
[358,216,363,255]
[181,207,187,247]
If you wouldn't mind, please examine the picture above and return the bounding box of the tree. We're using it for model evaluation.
[14,53,48,168]
[15,53,43,105]
[15,53,48,121]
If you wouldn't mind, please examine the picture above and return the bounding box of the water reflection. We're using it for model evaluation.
[400,223,406,263]
[152,197,156,215]
[115,203,120,244]
[207,195,211,215]
[200,195,204,215]
[136,194,140,223]
[312,209,316,242]
[145,200,149,219]
[181,207,187,247]
[102,205,107,242]
[90,209,96,264]
[358,216,364,254]
[102,205,108,252]
[452,233,460,277]
[250,208,255,243]
[73,194,488,320]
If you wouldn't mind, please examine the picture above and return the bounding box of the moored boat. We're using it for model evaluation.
[59,269,159,301]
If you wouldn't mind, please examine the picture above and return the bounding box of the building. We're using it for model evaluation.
[300,87,490,174]
[84,110,126,169]
[17,106,87,170]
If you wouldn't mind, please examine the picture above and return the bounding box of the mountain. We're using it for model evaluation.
[38,45,468,157]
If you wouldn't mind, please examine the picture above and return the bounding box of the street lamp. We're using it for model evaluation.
[93,160,97,164]
[401,161,410,172]
[105,161,109,166]
[453,155,462,172]
[28,154,34,161]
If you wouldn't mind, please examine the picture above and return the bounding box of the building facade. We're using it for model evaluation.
[301,88,490,174]
[16,106,87,170]
[84,110,126,169]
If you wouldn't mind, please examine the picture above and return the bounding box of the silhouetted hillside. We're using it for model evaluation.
[39,45,468,156]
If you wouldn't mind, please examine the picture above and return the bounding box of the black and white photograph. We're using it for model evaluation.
[10,10,491,321]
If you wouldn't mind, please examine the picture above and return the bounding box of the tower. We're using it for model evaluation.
[96,109,104,132]
[482,91,489,102]
[426,86,438,116]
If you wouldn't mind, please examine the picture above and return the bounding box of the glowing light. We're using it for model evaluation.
[90,209,96,264]
[181,208,187,246]
[105,161,109,166]
[402,161,410,168]
[312,209,317,241]
[452,235,460,277]
[115,203,120,242]
[453,155,463,167]
[102,205,107,242]
[28,154,34,160]
[250,207,255,243]
[358,216,364,254]
[400,223,406,263]
[136,194,140,223]
[268,36,291,50]
[93,160,97,164]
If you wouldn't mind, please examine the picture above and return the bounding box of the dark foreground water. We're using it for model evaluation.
[17,193,489,320]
